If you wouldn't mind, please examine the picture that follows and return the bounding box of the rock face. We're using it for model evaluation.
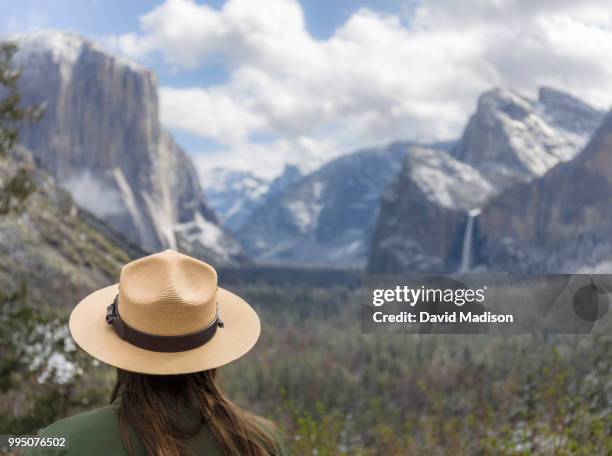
[204,164,302,232]
[236,143,413,267]
[368,87,605,273]
[452,87,604,189]
[477,110,612,272]
[265,165,303,203]
[368,147,494,273]
[0,146,141,306]
[13,30,243,265]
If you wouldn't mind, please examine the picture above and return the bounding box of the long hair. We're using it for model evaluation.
[109,368,279,456]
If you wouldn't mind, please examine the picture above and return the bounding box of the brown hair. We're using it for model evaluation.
[109,368,280,456]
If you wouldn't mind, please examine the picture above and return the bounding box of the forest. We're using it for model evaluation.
[1,274,611,455]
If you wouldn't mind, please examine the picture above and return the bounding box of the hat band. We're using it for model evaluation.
[105,295,224,353]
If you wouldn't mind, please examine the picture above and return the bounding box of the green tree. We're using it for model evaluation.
[0,42,43,214]
[0,41,43,156]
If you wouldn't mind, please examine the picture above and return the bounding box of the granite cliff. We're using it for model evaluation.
[369,87,604,273]
[452,87,603,189]
[13,30,244,265]
[477,110,612,272]
[368,147,494,273]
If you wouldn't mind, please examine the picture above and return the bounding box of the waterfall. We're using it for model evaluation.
[459,209,481,273]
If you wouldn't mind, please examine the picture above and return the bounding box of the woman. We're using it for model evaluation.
[26,249,288,455]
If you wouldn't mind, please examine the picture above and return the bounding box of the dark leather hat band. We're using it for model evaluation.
[106,295,224,353]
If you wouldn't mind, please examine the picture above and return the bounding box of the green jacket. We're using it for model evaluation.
[24,402,289,456]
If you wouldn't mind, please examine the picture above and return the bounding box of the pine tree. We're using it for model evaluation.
[0,41,43,156]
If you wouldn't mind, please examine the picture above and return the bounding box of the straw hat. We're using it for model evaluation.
[69,249,260,375]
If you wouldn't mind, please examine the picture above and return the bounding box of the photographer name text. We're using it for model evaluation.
[372,310,513,323]
[371,286,514,324]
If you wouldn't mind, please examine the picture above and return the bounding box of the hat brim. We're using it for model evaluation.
[69,284,261,375]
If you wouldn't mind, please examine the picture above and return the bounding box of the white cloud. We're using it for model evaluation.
[193,135,338,181]
[63,172,124,216]
[111,0,612,176]
[160,86,265,142]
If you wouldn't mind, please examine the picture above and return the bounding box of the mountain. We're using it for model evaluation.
[264,164,303,203]
[368,87,605,273]
[452,87,604,189]
[12,30,244,265]
[368,147,494,273]
[204,168,269,231]
[204,164,302,232]
[476,109,612,272]
[235,143,417,267]
[0,146,142,306]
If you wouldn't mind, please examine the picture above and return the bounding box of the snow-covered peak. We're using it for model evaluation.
[477,88,533,121]
[265,164,303,200]
[14,30,84,64]
[235,143,414,267]
[537,87,604,137]
[203,167,269,198]
[405,147,494,210]
[453,86,605,188]
[12,29,147,79]
[202,164,304,232]
[201,167,272,231]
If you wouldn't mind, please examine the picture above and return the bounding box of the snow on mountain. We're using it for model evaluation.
[235,143,417,267]
[537,87,605,137]
[452,87,605,188]
[203,164,302,232]
[237,86,603,271]
[265,164,302,201]
[477,109,612,273]
[203,168,270,231]
[368,147,494,273]
[406,147,494,211]
[368,87,605,273]
[13,29,144,79]
[12,30,245,265]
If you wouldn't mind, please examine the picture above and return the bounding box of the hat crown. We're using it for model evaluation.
[118,249,218,336]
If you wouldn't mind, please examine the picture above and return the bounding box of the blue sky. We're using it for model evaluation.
[2,0,612,178]
[0,0,411,39]
[0,0,414,85]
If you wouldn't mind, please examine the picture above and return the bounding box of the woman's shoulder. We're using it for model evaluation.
[41,403,120,437]
[26,404,142,456]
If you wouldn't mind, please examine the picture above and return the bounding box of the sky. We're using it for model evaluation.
[2,0,612,179]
